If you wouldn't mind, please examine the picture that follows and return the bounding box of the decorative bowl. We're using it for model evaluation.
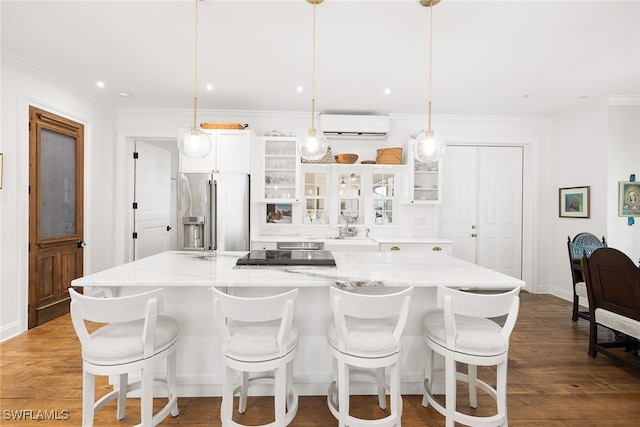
[335,153,358,164]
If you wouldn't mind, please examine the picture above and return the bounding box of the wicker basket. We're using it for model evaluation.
[200,123,247,130]
[301,147,333,164]
[376,147,403,164]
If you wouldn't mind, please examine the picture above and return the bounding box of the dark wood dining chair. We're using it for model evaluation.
[582,247,640,369]
[567,233,606,321]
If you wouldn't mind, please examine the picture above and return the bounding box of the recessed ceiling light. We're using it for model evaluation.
[96,81,105,88]
[206,84,213,91]
[118,92,132,98]
[384,88,391,95]
[296,86,303,93]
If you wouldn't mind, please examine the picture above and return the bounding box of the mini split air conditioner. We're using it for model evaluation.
[319,114,390,140]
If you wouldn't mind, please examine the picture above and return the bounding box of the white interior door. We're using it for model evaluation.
[476,146,523,278]
[438,146,478,263]
[134,141,172,260]
[438,146,523,279]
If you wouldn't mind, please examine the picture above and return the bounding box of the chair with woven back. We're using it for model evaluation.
[567,233,607,321]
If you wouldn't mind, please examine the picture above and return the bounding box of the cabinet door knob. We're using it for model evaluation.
[432,246,442,251]
[390,246,400,251]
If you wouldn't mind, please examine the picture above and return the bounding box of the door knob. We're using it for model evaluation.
[471,234,477,237]
[166,225,172,231]
[77,240,86,248]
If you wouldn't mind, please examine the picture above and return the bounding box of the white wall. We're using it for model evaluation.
[607,104,640,261]
[545,100,640,301]
[1,58,118,340]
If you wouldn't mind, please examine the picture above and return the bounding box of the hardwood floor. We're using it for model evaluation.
[1,291,639,426]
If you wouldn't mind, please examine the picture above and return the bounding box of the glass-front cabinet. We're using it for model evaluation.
[298,164,403,227]
[261,136,300,202]
[337,171,363,225]
[372,171,395,225]
[303,170,328,224]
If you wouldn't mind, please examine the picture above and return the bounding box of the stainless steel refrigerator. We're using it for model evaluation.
[177,173,250,251]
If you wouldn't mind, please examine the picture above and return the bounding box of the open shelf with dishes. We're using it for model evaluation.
[261,136,300,202]
[407,139,442,204]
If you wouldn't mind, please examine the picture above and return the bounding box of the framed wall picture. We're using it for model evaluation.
[618,181,640,217]
[559,186,590,218]
[266,203,293,224]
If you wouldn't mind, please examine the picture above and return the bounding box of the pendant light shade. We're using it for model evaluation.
[298,0,328,161]
[177,0,212,159]
[300,128,328,161]
[178,127,212,159]
[412,129,445,163]
[413,0,446,163]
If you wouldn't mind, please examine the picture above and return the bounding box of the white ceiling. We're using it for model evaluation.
[2,0,639,118]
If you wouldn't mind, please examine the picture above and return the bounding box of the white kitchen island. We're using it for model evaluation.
[71,250,524,396]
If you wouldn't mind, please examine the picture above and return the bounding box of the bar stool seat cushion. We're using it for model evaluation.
[227,320,299,361]
[424,310,507,356]
[84,315,180,365]
[327,317,399,357]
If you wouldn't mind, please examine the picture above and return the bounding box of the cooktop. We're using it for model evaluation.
[235,250,336,267]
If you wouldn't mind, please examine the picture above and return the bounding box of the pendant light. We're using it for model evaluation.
[298,0,328,161]
[177,0,212,159]
[412,0,446,163]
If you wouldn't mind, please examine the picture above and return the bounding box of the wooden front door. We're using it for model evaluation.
[28,106,84,328]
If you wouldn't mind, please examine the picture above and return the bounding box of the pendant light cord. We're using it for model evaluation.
[192,0,199,130]
[310,1,317,130]
[427,0,434,133]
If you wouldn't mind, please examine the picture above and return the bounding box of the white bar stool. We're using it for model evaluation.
[422,286,520,427]
[69,287,180,427]
[326,286,413,427]
[211,287,299,427]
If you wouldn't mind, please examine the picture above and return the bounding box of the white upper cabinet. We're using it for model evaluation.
[179,129,252,174]
[337,170,363,225]
[303,168,328,224]
[372,169,396,225]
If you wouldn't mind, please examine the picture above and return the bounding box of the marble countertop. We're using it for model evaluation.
[253,236,454,245]
[72,250,523,289]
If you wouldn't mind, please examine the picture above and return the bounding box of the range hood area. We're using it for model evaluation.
[319,114,390,140]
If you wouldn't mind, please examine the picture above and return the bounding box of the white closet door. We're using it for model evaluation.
[476,146,523,279]
[439,146,478,264]
[439,146,523,279]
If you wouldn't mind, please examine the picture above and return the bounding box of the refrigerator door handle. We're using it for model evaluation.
[210,179,217,250]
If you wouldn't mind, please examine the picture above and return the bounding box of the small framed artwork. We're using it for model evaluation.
[618,181,640,217]
[266,203,293,224]
[559,186,590,218]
